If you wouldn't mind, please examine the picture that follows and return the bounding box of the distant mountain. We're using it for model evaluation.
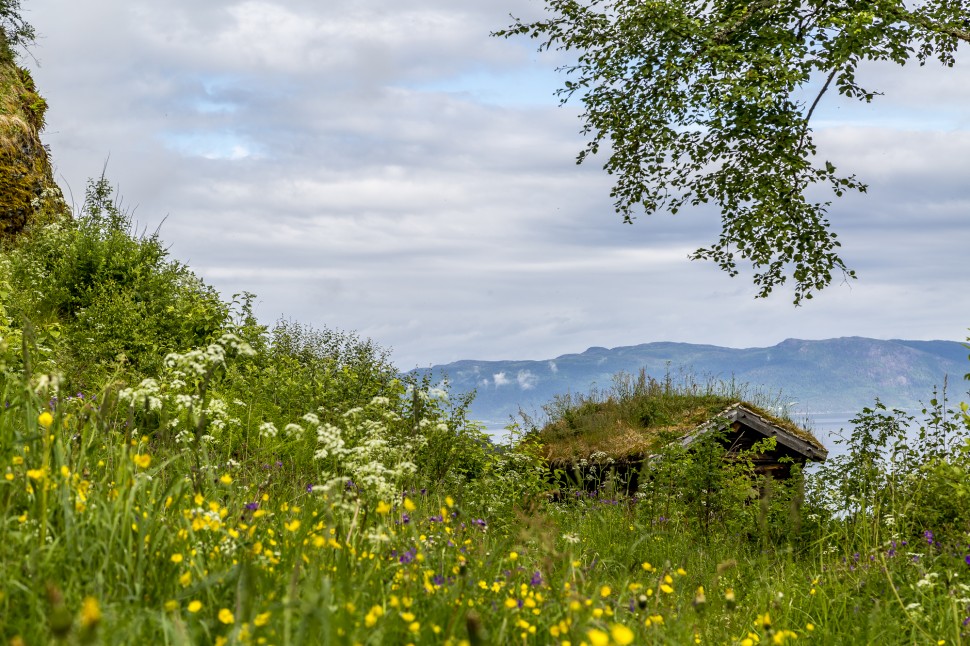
[409,338,969,431]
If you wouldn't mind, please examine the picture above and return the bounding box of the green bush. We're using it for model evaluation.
[2,176,228,388]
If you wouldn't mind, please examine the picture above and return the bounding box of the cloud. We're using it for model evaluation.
[24,0,970,371]
[493,372,510,387]
[516,370,538,390]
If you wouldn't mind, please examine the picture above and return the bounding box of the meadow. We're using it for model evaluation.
[1,180,970,645]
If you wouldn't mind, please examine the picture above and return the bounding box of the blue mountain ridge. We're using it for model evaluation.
[408,337,970,431]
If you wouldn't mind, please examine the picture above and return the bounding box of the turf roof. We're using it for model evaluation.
[538,390,825,465]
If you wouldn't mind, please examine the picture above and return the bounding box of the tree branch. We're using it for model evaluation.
[903,10,970,44]
[805,66,838,127]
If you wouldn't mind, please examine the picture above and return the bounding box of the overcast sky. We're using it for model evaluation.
[22,0,970,368]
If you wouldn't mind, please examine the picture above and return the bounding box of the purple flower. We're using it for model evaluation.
[924,530,934,545]
[245,501,260,511]
[306,483,314,492]
[399,548,416,564]
[530,571,544,586]
[432,575,445,586]
[472,519,487,528]
[964,554,970,566]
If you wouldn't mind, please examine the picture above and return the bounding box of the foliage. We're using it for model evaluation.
[2,176,229,387]
[496,0,970,303]
[0,0,34,61]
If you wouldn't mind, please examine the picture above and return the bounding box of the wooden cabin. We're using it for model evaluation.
[539,396,827,493]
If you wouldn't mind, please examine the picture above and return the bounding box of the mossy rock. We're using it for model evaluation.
[0,49,68,243]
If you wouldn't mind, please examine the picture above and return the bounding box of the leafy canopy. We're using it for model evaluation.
[497,0,969,303]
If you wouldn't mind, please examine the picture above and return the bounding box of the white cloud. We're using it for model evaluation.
[493,372,510,387]
[517,370,538,390]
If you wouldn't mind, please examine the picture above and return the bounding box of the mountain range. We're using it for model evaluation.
[410,337,969,432]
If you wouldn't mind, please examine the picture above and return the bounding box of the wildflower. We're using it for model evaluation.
[611,624,635,645]
[725,588,737,610]
[38,412,53,428]
[660,584,673,594]
[79,597,101,629]
[509,551,519,561]
[187,600,202,613]
[179,571,192,587]
[403,498,417,512]
[26,468,46,481]
[773,629,797,644]
[219,473,232,485]
[676,567,687,576]
[285,520,301,532]
[757,612,772,630]
[693,586,706,610]
[254,611,271,626]
[218,608,235,624]
[170,553,184,564]
[376,501,392,514]
[806,623,814,632]
[164,600,178,612]
[641,561,655,572]
[587,629,610,646]
[600,585,611,598]
[132,454,151,469]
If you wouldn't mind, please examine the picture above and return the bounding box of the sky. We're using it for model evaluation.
[21,0,970,369]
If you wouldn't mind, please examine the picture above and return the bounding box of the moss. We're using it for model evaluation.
[0,50,67,243]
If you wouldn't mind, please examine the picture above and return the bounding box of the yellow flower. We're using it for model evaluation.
[12,456,23,465]
[641,561,655,572]
[403,498,416,512]
[757,613,772,629]
[60,465,70,478]
[170,553,184,564]
[215,638,228,646]
[219,473,233,485]
[445,496,455,507]
[164,600,178,612]
[376,501,392,514]
[676,567,687,576]
[600,585,611,597]
[38,412,53,428]
[660,584,673,594]
[179,571,192,586]
[806,623,814,632]
[132,454,151,469]
[254,611,271,626]
[587,628,609,646]
[408,621,420,633]
[218,608,234,624]
[509,551,519,561]
[79,596,101,629]
[187,600,202,613]
[611,624,635,646]
[772,629,797,644]
[26,468,46,481]
[505,598,518,609]
[285,519,301,532]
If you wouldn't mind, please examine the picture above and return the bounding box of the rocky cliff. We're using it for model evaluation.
[0,31,68,242]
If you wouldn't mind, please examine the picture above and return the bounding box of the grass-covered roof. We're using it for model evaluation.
[534,369,825,465]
